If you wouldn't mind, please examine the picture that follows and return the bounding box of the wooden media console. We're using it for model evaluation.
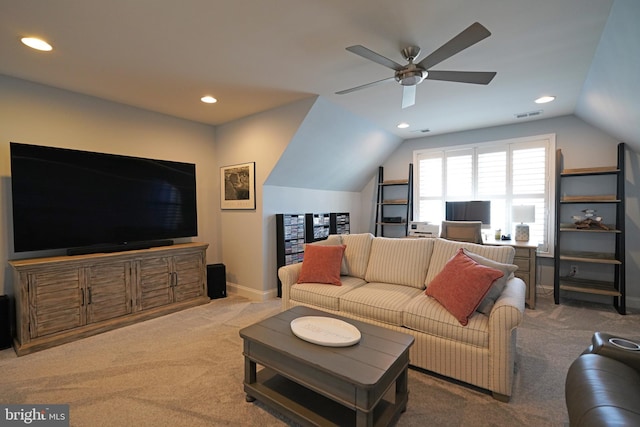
[9,242,209,355]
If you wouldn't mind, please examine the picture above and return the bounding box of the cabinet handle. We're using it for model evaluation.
[88,287,92,305]
[81,289,85,306]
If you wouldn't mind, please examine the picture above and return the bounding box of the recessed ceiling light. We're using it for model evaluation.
[200,96,217,104]
[535,95,555,104]
[397,122,410,129]
[21,37,53,51]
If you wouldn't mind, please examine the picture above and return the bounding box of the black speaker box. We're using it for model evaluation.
[0,295,11,350]
[207,264,227,299]
[383,216,403,223]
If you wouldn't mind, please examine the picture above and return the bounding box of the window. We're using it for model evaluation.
[414,134,555,255]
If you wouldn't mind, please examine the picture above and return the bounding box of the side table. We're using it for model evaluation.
[484,238,537,309]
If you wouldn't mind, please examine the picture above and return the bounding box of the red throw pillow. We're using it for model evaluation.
[425,248,504,326]
[297,244,346,286]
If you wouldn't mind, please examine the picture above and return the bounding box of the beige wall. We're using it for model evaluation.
[0,75,219,295]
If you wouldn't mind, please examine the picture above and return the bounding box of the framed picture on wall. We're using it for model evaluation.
[220,162,256,210]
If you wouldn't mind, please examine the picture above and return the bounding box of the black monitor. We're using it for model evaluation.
[445,201,491,227]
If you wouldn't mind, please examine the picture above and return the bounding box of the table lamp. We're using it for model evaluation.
[513,205,535,241]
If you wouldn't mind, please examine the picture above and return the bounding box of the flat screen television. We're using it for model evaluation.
[10,142,198,254]
[445,200,491,227]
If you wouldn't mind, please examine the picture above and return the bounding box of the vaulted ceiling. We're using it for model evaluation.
[1,0,638,150]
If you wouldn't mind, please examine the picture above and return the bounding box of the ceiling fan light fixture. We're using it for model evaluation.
[535,95,555,104]
[21,37,52,51]
[200,96,217,104]
[395,68,426,86]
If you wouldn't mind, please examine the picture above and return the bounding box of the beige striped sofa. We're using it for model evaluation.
[279,233,526,401]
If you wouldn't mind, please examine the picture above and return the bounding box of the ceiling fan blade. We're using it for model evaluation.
[401,85,416,109]
[425,70,496,85]
[335,76,396,95]
[346,45,404,71]
[417,22,491,70]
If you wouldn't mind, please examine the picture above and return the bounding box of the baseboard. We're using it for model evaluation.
[627,295,640,310]
[226,282,278,301]
[538,284,553,293]
[537,284,640,310]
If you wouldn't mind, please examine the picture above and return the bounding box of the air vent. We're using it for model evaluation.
[410,129,430,133]
[515,110,543,119]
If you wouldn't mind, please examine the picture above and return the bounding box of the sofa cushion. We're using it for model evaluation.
[365,237,434,289]
[341,233,374,279]
[339,282,423,326]
[290,276,367,311]
[463,248,518,315]
[298,244,346,286]
[308,234,348,275]
[425,238,515,286]
[425,248,503,326]
[403,293,489,348]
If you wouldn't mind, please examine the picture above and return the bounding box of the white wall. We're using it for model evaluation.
[380,115,640,308]
[626,149,640,307]
[214,98,317,300]
[216,96,401,300]
[0,75,219,295]
[576,0,640,149]
[266,97,402,192]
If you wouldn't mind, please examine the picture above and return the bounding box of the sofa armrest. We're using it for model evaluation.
[566,353,640,427]
[487,277,526,398]
[278,263,303,310]
[489,277,525,330]
[585,332,640,372]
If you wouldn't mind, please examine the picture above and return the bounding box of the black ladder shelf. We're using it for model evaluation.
[553,143,626,314]
[375,164,413,237]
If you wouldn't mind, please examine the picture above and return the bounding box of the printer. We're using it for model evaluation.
[408,222,440,238]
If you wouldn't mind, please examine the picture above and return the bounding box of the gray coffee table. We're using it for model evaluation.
[240,306,414,427]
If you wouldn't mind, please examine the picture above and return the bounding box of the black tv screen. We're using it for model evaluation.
[10,142,198,253]
[445,200,491,226]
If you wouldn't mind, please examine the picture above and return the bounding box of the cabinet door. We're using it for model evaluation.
[28,268,84,338]
[173,252,205,302]
[137,256,173,310]
[86,261,132,323]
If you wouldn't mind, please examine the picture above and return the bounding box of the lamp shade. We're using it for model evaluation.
[513,205,535,224]
[513,205,535,242]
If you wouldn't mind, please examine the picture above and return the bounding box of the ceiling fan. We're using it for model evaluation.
[336,22,497,109]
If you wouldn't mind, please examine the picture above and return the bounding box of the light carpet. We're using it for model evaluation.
[0,291,638,426]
